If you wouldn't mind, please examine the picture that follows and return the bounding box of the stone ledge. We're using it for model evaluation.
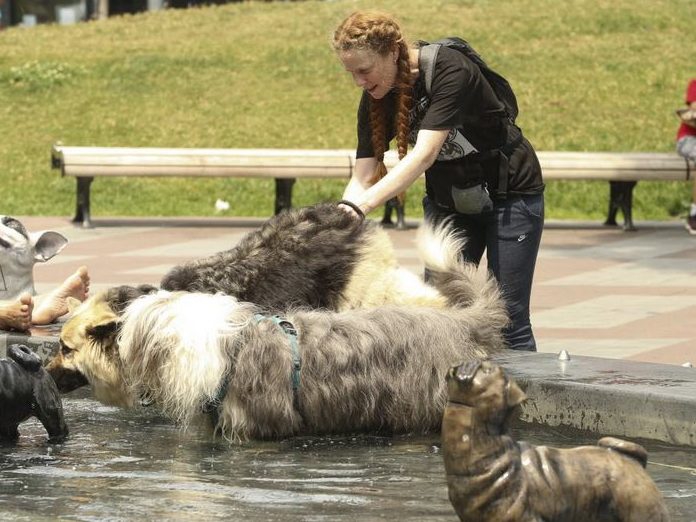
[493,351,696,447]
[0,326,61,363]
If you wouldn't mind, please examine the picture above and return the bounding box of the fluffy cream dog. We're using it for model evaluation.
[47,223,508,442]
[160,203,446,311]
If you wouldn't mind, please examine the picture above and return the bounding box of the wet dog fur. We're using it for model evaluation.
[46,223,508,442]
[160,203,446,311]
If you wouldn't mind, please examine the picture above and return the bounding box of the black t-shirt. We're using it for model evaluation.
[355,46,544,198]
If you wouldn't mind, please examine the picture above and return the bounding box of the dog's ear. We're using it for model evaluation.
[7,344,42,372]
[31,231,68,262]
[86,319,119,342]
[66,296,82,314]
[105,285,158,315]
[506,379,527,408]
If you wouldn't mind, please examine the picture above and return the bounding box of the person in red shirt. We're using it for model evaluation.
[676,78,696,235]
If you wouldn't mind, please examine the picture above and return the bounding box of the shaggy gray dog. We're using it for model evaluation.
[47,222,508,442]
[160,203,445,311]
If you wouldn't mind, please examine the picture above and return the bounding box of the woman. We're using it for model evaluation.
[332,11,545,351]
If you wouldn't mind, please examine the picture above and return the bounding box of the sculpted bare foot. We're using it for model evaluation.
[32,266,90,325]
[0,293,34,332]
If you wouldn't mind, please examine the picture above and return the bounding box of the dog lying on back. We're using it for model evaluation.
[442,360,669,522]
[160,203,446,311]
[0,344,68,443]
[46,223,508,442]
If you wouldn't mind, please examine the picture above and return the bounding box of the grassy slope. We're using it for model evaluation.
[0,0,694,220]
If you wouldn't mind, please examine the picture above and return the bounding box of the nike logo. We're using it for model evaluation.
[517,234,527,242]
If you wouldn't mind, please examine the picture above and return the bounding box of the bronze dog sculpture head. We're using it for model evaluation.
[442,360,670,522]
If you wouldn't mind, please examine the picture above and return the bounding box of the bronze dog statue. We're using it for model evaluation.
[442,360,670,522]
[0,344,68,443]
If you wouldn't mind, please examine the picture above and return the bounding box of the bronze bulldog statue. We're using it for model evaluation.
[442,360,670,522]
[0,344,68,443]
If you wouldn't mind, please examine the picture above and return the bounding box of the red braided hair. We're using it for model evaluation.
[333,11,413,202]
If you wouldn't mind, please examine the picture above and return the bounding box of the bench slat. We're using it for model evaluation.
[62,165,688,181]
[64,165,353,179]
[541,169,687,181]
[54,146,356,157]
[53,146,691,181]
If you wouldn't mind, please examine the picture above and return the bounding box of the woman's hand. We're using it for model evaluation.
[339,129,448,218]
[337,200,365,220]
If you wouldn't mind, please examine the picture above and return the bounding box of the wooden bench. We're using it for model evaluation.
[51,145,406,228]
[539,152,693,230]
[52,145,693,230]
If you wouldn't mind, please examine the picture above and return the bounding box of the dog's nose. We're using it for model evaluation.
[451,360,482,385]
[45,360,89,393]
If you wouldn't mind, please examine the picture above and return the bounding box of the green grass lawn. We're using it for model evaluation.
[0,0,694,220]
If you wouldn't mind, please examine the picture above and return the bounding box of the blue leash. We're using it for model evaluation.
[254,313,302,394]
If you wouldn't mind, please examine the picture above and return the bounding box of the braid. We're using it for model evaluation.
[394,41,413,160]
[393,40,413,203]
[368,97,388,184]
[333,11,413,194]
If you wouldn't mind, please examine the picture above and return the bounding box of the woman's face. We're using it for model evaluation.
[338,48,398,100]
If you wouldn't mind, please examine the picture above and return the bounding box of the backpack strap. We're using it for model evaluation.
[419,40,521,201]
[419,43,441,97]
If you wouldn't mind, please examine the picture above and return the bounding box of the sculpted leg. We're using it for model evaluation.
[0,293,33,331]
[32,266,90,325]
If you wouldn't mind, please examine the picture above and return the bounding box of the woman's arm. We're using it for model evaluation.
[342,156,378,202]
[340,128,449,216]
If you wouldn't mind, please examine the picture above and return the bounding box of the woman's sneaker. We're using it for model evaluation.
[686,214,696,235]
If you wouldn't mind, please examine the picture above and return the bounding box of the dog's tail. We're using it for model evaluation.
[8,344,42,372]
[598,437,648,468]
[416,220,509,337]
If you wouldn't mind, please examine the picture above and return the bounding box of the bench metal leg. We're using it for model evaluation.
[604,181,637,232]
[274,178,296,215]
[72,177,94,228]
[380,197,407,230]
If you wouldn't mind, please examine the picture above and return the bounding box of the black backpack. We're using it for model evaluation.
[418,37,519,123]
